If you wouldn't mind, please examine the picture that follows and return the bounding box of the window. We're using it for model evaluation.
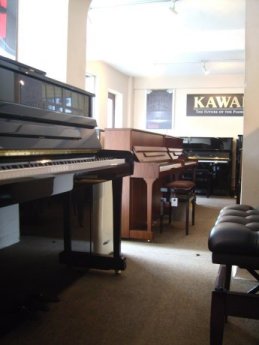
[107,92,116,128]
[85,73,96,94]
[85,73,96,118]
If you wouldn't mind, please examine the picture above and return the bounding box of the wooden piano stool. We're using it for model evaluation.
[160,180,196,235]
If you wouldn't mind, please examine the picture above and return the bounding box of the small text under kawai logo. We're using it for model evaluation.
[186,94,244,116]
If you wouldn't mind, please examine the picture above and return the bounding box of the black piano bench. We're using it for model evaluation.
[160,180,196,235]
[208,204,259,345]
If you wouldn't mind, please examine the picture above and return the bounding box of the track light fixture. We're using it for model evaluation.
[169,0,178,14]
[202,61,210,75]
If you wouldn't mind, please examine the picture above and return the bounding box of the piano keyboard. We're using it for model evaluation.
[197,160,229,164]
[0,156,125,181]
[160,162,182,172]
[184,161,197,166]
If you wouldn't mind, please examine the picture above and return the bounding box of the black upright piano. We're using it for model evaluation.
[0,55,134,272]
[182,136,233,196]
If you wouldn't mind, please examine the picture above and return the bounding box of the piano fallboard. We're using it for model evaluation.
[132,145,184,179]
[133,161,183,179]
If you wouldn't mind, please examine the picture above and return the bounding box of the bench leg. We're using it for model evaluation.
[210,265,229,345]
[225,265,232,291]
[186,195,196,235]
[191,196,195,225]
[185,199,189,235]
[160,198,164,233]
[210,290,225,345]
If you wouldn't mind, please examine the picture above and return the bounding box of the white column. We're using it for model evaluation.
[66,0,92,88]
[241,0,259,206]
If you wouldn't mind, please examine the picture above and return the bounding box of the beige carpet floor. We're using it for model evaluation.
[0,196,258,345]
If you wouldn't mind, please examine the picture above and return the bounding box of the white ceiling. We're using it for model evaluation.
[87,0,245,77]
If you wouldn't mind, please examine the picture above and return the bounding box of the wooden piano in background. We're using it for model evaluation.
[0,55,134,271]
[104,128,196,241]
[132,145,184,240]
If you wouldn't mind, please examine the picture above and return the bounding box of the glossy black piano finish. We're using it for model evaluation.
[0,56,134,272]
[182,137,233,196]
[0,54,93,118]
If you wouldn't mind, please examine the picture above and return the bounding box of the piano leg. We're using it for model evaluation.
[112,178,127,271]
[62,191,72,253]
[59,179,126,272]
[144,178,155,240]
[128,177,159,241]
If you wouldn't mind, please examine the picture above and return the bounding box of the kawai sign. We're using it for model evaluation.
[187,94,244,116]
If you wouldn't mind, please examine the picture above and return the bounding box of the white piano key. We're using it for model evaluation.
[0,157,125,182]
[160,162,182,172]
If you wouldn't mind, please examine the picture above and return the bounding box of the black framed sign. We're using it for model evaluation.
[186,93,244,116]
[146,89,173,129]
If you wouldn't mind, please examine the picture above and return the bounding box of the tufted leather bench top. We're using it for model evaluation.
[208,204,259,267]
[208,204,259,345]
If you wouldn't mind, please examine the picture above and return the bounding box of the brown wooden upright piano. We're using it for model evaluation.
[104,128,193,240]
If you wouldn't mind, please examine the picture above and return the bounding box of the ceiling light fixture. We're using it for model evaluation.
[202,61,210,75]
[169,0,178,14]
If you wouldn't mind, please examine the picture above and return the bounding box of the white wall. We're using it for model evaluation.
[87,62,244,140]
[18,0,69,82]
[241,0,259,206]
[87,60,133,129]
[67,0,91,88]
[133,74,244,139]
[18,0,91,88]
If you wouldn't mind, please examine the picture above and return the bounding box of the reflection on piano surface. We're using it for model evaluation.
[104,128,196,240]
[182,136,233,196]
[0,55,134,271]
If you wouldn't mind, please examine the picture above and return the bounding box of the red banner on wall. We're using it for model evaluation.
[0,0,7,38]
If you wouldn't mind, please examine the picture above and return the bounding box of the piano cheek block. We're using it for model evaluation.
[0,177,55,207]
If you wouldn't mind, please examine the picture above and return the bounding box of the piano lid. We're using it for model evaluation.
[182,137,233,152]
[0,56,101,155]
[0,55,95,120]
